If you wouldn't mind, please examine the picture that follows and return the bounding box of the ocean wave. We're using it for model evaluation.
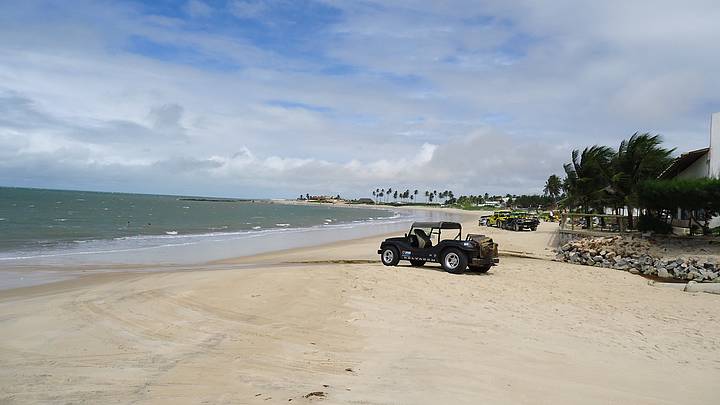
[0,207,420,263]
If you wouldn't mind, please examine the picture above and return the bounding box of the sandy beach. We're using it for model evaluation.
[1,209,719,404]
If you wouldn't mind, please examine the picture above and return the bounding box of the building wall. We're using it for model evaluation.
[711,112,720,178]
[676,152,710,179]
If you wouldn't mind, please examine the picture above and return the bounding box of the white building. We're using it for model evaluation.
[659,112,720,230]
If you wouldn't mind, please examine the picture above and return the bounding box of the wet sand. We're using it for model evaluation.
[1,210,719,404]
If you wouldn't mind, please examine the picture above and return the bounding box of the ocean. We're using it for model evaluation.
[0,187,439,267]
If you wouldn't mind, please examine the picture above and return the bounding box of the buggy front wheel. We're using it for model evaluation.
[381,247,400,266]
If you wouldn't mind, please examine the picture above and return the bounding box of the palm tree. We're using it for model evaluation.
[393,190,398,201]
[413,189,418,200]
[544,174,562,202]
[563,145,615,215]
[610,133,674,228]
[424,190,430,203]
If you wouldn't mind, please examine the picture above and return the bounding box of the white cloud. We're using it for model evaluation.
[184,0,213,18]
[0,1,719,197]
[228,0,267,19]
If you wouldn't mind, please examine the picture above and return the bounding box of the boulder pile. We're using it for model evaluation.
[556,236,719,282]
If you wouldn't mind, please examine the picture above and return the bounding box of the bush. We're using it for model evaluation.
[638,178,720,212]
[639,178,720,234]
[637,214,672,234]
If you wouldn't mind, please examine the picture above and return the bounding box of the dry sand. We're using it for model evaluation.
[1,211,719,404]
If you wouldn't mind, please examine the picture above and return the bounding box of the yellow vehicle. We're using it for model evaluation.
[486,210,512,227]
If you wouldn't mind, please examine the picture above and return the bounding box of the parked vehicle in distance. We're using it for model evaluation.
[378,221,499,274]
[501,212,540,231]
[486,210,512,227]
[478,215,490,226]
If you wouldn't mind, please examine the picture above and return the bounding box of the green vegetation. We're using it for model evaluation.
[638,178,720,234]
[560,133,675,230]
[370,188,454,204]
[543,174,562,202]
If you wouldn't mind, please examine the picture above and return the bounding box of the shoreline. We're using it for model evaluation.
[0,206,476,291]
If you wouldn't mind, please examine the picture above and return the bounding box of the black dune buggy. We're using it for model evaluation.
[377,221,499,274]
[501,216,540,232]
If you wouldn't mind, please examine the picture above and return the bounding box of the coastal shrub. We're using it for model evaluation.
[637,213,672,234]
[638,178,720,234]
[638,178,720,211]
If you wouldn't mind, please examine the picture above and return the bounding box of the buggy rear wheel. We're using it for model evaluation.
[441,248,467,274]
[381,246,400,266]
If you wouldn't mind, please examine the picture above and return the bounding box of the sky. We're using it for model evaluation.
[1,0,719,198]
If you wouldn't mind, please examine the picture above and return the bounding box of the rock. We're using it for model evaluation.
[606,252,616,259]
[658,268,671,278]
[642,265,656,275]
[593,255,603,262]
[629,268,640,274]
[688,269,702,281]
[685,281,720,295]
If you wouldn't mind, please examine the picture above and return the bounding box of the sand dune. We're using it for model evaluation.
[1,214,719,404]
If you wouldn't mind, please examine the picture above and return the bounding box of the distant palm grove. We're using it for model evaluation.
[371,189,454,204]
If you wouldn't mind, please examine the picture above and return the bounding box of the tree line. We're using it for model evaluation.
[371,188,455,204]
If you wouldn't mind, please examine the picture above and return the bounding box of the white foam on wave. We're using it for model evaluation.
[0,206,420,265]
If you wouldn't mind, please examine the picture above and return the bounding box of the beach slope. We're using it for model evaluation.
[1,221,719,404]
